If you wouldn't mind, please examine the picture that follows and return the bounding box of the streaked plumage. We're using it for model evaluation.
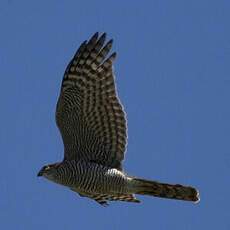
[38,32,200,206]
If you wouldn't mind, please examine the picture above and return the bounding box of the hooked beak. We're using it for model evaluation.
[37,169,43,177]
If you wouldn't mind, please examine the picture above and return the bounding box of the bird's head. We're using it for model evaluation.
[37,163,60,178]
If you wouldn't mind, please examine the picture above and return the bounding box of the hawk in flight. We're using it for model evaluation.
[38,32,200,206]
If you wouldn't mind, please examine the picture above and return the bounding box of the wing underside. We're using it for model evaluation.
[73,189,140,206]
[56,33,127,169]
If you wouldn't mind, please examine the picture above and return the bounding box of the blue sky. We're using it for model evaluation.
[0,0,229,229]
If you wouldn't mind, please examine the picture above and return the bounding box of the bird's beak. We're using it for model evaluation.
[37,169,43,177]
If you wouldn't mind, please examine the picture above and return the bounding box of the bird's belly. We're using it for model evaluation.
[70,162,128,194]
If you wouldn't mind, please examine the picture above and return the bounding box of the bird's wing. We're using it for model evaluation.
[56,33,127,170]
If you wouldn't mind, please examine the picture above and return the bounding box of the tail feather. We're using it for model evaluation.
[132,177,200,203]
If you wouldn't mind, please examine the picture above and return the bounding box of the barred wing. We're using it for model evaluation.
[56,33,127,170]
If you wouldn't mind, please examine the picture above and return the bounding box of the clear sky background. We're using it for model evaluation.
[0,0,229,229]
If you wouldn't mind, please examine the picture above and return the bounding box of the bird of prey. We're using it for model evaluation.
[38,32,200,206]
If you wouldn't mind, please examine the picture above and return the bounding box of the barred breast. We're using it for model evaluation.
[55,160,129,194]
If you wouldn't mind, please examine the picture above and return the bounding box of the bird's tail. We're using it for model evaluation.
[131,177,200,203]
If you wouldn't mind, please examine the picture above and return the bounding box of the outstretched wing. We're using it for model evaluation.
[56,32,127,170]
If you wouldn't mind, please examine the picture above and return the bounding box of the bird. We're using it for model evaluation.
[37,32,200,206]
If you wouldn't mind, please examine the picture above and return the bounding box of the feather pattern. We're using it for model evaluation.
[56,33,127,170]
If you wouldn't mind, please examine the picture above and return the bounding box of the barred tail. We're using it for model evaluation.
[132,177,200,203]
